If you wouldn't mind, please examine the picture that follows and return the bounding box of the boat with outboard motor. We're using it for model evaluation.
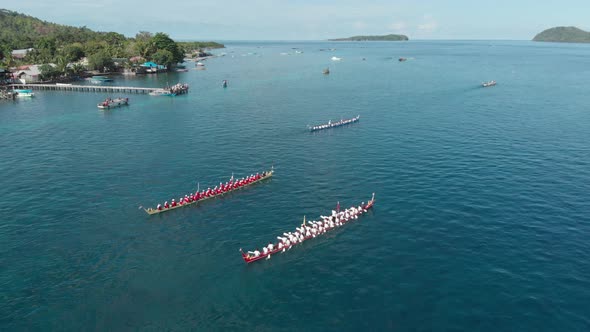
[240,193,375,264]
[97,97,129,109]
[143,167,274,215]
[309,115,360,131]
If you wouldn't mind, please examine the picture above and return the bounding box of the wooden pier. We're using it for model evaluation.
[10,84,157,94]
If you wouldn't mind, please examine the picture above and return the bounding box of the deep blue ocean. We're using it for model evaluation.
[1,40,590,331]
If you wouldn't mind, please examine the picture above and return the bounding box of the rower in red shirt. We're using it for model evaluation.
[164,201,169,209]
[171,199,177,207]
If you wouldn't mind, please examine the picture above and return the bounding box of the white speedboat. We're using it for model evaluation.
[331,56,342,61]
[482,80,497,87]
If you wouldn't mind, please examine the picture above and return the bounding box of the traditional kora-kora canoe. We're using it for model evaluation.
[240,193,375,264]
[309,115,360,132]
[143,167,274,215]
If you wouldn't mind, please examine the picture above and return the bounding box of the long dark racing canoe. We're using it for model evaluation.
[144,167,273,215]
[240,193,375,263]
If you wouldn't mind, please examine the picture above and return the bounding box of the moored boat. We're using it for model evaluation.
[149,89,176,96]
[14,89,35,97]
[97,97,129,109]
[89,75,113,84]
[240,193,375,264]
[143,167,274,215]
[323,68,330,75]
[482,80,496,87]
[309,115,360,132]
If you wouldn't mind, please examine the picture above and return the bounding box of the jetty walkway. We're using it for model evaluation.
[10,84,156,94]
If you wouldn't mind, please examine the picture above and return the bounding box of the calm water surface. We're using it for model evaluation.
[1,40,590,331]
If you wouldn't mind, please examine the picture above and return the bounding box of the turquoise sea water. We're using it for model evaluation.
[1,40,590,331]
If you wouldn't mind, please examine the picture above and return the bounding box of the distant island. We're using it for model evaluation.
[533,26,590,43]
[329,34,409,42]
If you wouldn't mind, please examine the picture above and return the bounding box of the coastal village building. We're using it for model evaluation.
[14,65,42,84]
[141,61,167,73]
[11,48,34,59]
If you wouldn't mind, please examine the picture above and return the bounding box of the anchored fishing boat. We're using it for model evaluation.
[143,167,274,215]
[309,115,360,132]
[240,193,375,264]
[97,97,129,109]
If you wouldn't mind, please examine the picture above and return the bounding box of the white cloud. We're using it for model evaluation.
[388,22,407,31]
[418,22,438,31]
[418,14,438,32]
[353,21,367,30]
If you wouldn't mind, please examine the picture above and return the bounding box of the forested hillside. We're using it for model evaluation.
[0,9,223,76]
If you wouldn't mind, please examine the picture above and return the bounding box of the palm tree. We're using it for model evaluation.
[55,55,69,76]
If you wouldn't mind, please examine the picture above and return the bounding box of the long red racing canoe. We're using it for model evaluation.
[240,193,375,263]
[143,167,273,215]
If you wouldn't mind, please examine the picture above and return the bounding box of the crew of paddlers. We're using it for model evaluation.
[241,197,373,262]
[310,115,360,131]
[152,172,269,212]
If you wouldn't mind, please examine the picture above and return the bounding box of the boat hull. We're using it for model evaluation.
[240,194,375,264]
[14,89,35,97]
[309,115,360,132]
[144,169,274,215]
[97,98,129,109]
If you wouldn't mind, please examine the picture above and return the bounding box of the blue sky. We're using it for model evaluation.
[2,0,589,40]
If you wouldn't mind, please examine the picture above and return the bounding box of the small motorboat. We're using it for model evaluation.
[97,97,129,109]
[14,89,35,97]
[222,80,228,88]
[482,80,497,87]
[399,57,407,62]
[89,75,113,84]
[323,68,330,75]
[331,56,342,61]
[149,89,176,96]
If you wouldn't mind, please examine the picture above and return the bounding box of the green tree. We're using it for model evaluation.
[70,63,86,76]
[55,55,70,75]
[35,37,57,62]
[1,46,16,68]
[87,50,114,72]
[151,49,174,68]
[84,40,107,55]
[39,64,60,80]
[60,43,85,62]
[135,31,153,42]
[152,32,184,64]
